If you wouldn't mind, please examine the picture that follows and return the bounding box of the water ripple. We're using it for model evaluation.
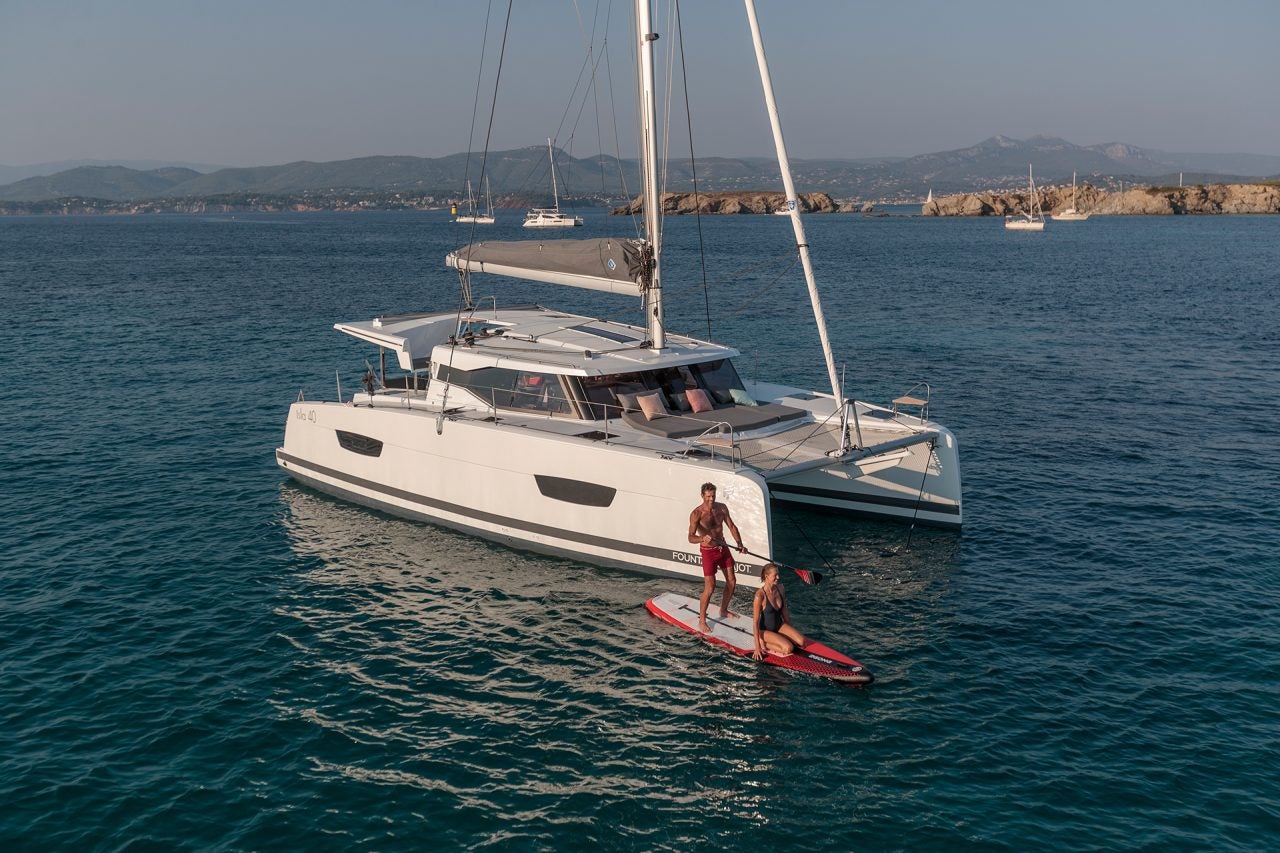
[1,213,1276,849]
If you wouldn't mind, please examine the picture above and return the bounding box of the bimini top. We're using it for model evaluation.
[335,306,738,376]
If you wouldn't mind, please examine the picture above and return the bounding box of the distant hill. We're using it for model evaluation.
[0,159,224,185]
[2,138,1278,203]
[0,165,203,202]
[852,136,1280,197]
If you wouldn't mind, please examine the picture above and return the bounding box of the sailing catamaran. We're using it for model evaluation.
[455,177,495,225]
[276,1,963,586]
[524,139,583,228]
[1005,164,1046,231]
[1052,171,1090,221]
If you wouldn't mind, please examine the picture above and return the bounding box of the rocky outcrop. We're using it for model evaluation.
[922,182,1280,216]
[1093,184,1280,214]
[612,191,838,215]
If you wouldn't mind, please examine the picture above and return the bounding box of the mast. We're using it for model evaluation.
[1029,164,1038,218]
[636,0,664,349]
[547,138,560,210]
[743,0,842,407]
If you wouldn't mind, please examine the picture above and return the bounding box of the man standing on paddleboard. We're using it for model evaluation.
[688,482,746,633]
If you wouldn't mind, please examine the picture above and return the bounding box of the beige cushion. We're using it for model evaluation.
[686,388,713,413]
[637,392,668,420]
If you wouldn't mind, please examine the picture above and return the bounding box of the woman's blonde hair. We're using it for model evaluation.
[762,563,779,579]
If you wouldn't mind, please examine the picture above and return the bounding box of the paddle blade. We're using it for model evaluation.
[793,568,823,586]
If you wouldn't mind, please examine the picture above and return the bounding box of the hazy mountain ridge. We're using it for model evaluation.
[0,165,204,203]
[2,138,1278,203]
[0,158,226,185]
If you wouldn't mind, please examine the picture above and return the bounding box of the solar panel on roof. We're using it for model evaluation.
[574,324,641,344]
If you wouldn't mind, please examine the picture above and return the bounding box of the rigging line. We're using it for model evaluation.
[658,0,678,249]
[463,0,514,305]
[719,253,801,319]
[563,39,612,215]
[622,4,643,237]
[460,0,495,194]
[601,36,638,238]
[654,250,799,312]
[673,0,711,340]
[560,1,599,143]
[584,2,612,200]
[566,4,631,229]
[550,12,602,210]
[786,514,838,577]
[902,441,936,552]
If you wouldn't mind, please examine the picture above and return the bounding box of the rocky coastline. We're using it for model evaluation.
[922,182,1280,216]
[611,191,838,215]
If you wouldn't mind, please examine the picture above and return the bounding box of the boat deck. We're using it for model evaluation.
[357,385,928,477]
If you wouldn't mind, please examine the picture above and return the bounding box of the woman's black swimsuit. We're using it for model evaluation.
[759,591,784,633]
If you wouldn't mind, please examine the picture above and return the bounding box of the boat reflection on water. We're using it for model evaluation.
[277,480,709,697]
[274,482,961,833]
[278,483,959,696]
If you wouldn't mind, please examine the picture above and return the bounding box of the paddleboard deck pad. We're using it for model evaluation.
[646,592,872,684]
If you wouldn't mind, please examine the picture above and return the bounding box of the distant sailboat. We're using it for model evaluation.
[524,139,583,228]
[926,188,933,204]
[1051,172,1090,221]
[1005,164,1045,231]
[455,177,495,224]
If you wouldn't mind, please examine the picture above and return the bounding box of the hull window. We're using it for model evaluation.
[534,475,616,507]
[335,430,384,457]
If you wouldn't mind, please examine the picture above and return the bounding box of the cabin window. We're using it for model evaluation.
[435,364,573,415]
[652,366,698,412]
[512,370,573,414]
[691,360,746,405]
[579,372,654,419]
[572,361,745,420]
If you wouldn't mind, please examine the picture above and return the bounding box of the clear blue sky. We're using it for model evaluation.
[2,0,1277,167]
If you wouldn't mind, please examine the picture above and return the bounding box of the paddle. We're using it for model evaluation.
[741,548,824,586]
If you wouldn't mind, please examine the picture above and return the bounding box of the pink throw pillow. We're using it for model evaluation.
[637,392,668,421]
[685,388,713,413]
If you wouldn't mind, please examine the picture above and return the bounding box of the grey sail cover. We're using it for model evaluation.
[446,238,650,296]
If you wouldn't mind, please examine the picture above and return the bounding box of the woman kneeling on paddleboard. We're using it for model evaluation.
[752,564,808,660]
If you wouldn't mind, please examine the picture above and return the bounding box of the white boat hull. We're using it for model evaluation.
[1004,218,1044,231]
[278,400,776,585]
[523,213,583,228]
[1051,210,1090,221]
[277,383,962,584]
[768,431,961,528]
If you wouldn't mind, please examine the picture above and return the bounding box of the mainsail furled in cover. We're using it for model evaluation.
[446,238,652,296]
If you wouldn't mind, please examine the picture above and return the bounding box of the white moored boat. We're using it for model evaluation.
[523,139,583,228]
[277,1,963,587]
[455,177,495,224]
[1052,171,1090,221]
[1005,164,1046,231]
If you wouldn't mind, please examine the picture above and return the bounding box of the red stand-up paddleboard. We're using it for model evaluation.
[646,592,873,685]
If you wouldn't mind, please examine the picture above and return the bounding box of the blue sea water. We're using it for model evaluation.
[1,209,1277,850]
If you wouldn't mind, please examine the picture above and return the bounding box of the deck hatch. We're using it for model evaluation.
[574,324,642,344]
[534,475,617,507]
